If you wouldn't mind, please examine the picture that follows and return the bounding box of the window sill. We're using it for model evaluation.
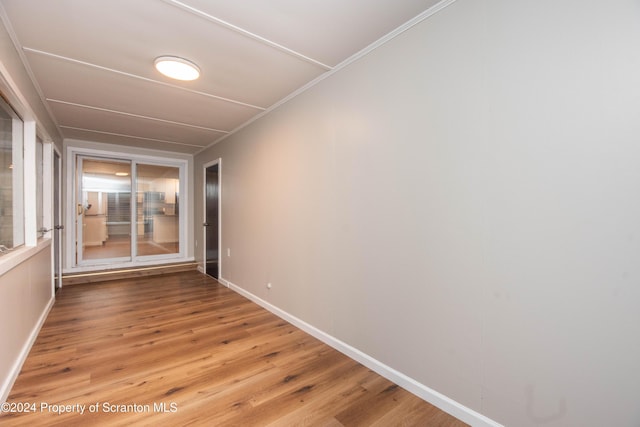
[0,239,51,278]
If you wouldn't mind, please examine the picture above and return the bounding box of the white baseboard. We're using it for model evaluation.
[218,276,502,427]
[196,264,204,274]
[0,296,55,403]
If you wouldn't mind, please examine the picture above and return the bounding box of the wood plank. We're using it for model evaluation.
[2,271,468,426]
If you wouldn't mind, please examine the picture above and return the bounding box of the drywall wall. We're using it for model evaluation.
[0,244,54,401]
[0,15,59,403]
[194,0,640,425]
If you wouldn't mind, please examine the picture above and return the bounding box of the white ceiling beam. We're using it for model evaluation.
[160,0,333,71]
[23,47,266,111]
[60,126,210,148]
[47,99,229,134]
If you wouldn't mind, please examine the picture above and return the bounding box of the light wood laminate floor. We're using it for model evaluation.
[2,271,468,426]
[83,234,179,259]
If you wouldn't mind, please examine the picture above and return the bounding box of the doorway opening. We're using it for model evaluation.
[203,160,220,279]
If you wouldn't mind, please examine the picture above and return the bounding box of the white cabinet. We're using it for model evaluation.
[152,215,178,243]
[83,215,107,246]
[163,178,177,204]
[85,191,107,215]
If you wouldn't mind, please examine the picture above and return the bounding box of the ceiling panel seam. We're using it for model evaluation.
[160,0,333,71]
[194,0,459,155]
[47,99,229,134]
[23,47,266,111]
[60,125,208,148]
[0,2,63,141]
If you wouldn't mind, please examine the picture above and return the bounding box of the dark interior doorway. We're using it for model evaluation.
[204,163,219,279]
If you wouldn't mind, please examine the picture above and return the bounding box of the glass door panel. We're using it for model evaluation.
[79,157,132,262]
[136,163,180,257]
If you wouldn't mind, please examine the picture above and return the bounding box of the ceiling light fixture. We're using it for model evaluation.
[115,172,129,177]
[154,56,200,81]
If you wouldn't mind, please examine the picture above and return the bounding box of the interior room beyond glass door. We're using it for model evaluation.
[136,164,180,257]
[78,157,132,263]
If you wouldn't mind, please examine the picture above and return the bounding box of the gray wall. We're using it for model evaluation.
[0,246,53,401]
[194,1,640,425]
[0,16,58,402]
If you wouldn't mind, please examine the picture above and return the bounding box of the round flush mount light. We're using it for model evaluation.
[154,56,200,81]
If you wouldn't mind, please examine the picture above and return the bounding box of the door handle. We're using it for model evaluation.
[203,223,210,227]
[54,225,65,230]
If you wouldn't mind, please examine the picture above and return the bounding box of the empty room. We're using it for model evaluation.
[0,1,639,426]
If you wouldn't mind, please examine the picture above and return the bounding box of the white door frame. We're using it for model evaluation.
[202,158,221,279]
[65,145,190,273]
[53,147,62,290]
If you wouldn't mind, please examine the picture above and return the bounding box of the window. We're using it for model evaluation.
[0,94,24,254]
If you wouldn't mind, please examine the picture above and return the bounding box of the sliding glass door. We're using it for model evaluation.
[76,155,183,266]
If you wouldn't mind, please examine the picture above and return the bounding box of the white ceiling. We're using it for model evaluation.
[0,0,442,154]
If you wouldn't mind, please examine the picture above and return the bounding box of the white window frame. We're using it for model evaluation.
[0,63,54,278]
[23,121,35,246]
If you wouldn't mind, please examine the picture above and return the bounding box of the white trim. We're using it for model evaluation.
[0,289,54,404]
[63,257,195,275]
[217,276,502,427]
[42,139,53,239]
[194,0,458,156]
[131,161,138,258]
[23,121,37,246]
[331,0,458,72]
[42,140,54,294]
[65,138,195,160]
[52,148,63,290]
[0,40,40,123]
[202,158,221,278]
